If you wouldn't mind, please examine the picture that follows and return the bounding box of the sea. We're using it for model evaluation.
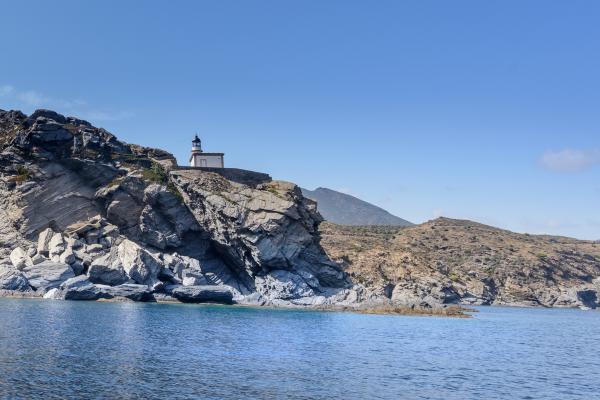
[0,298,598,399]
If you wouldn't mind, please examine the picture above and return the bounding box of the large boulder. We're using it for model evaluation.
[117,239,163,285]
[48,233,66,258]
[165,285,234,304]
[36,228,55,255]
[54,276,152,302]
[98,284,152,302]
[87,251,129,286]
[58,276,102,300]
[0,268,31,291]
[9,247,32,270]
[22,261,75,292]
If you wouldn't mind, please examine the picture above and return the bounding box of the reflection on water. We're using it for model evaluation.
[0,299,598,399]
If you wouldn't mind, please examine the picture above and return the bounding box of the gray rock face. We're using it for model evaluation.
[56,276,152,301]
[170,171,349,296]
[59,276,102,300]
[117,239,162,286]
[22,261,75,292]
[391,282,460,309]
[0,108,352,307]
[255,270,316,301]
[166,285,234,304]
[88,252,129,286]
[99,284,152,302]
[0,268,31,291]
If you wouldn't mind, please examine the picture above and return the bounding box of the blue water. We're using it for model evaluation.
[0,300,598,399]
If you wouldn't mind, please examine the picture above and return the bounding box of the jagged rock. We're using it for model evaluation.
[158,266,179,284]
[65,220,101,237]
[165,285,234,304]
[98,284,152,302]
[37,228,54,255]
[19,163,103,237]
[389,280,461,309]
[553,287,599,309]
[87,251,128,286]
[71,261,85,275]
[10,247,32,269]
[117,239,163,285]
[55,276,152,301]
[22,261,75,292]
[58,276,101,300]
[255,270,316,300]
[182,271,208,286]
[0,267,31,291]
[66,237,84,250]
[59,248,76,265]
[96,177,146,231]
[48,233,66,257]
[139,205,181,249]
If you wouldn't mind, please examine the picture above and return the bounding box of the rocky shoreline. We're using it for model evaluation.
[1,108,598,314]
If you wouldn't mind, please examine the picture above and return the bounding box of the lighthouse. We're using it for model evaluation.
[189,135,225,168]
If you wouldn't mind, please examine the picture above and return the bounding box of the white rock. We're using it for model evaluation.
[48,233,66,256]
[117,239,163,285]
[10,247,32,270]
[37,228,55,255]
[43,288,61,299]
[182,271,208,286]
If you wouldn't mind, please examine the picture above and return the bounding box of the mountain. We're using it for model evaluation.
[301,187,413,226]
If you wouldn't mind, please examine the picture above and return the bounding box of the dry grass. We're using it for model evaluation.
[319,218,600,302]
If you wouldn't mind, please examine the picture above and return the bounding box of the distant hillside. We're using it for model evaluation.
[301,187,413,226]
[320,217,600,308]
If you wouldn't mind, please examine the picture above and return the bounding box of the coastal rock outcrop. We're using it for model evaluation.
[0,108,354,307]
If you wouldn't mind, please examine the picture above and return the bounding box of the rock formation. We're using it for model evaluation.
[1,107,598,311]
[0,108,358,307]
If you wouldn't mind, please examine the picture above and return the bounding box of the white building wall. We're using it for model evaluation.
[191,154,224,168]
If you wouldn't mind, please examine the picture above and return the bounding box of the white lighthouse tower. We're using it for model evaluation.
[189,135,224,168]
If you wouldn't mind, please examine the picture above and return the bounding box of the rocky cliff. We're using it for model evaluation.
[0,109,359,306]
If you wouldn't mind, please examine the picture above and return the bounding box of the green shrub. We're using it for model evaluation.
[141,162,184,203]
[14,165,30,183]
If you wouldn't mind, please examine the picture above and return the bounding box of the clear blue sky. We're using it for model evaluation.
[1,0,599,239]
